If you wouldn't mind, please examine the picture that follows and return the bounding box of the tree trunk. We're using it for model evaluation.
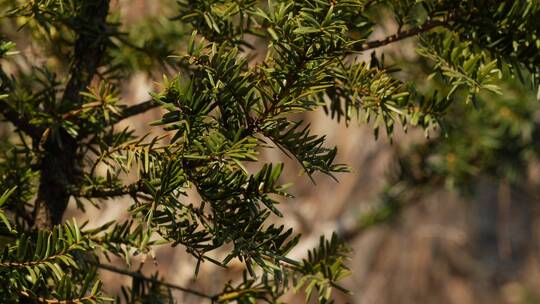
[33,132,79,228]
[33,0,110,229]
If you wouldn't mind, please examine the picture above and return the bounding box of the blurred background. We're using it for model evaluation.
[3,0,540,303]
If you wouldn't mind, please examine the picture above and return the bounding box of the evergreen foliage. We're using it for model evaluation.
[0,0,538,302]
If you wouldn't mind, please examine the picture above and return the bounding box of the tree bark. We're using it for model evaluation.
[33,1,110,229]
[33,132,79,228]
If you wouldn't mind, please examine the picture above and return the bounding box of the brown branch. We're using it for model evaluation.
[75,180,145,199]
[114,99,160,124]
[354,16,456,53]
[93,262,214,300]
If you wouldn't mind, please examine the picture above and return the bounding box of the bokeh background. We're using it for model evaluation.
[3,0,540,303]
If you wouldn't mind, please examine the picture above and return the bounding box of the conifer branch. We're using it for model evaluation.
[0,246,78,268]
[2,0,538,302]
[355,15,457,52]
